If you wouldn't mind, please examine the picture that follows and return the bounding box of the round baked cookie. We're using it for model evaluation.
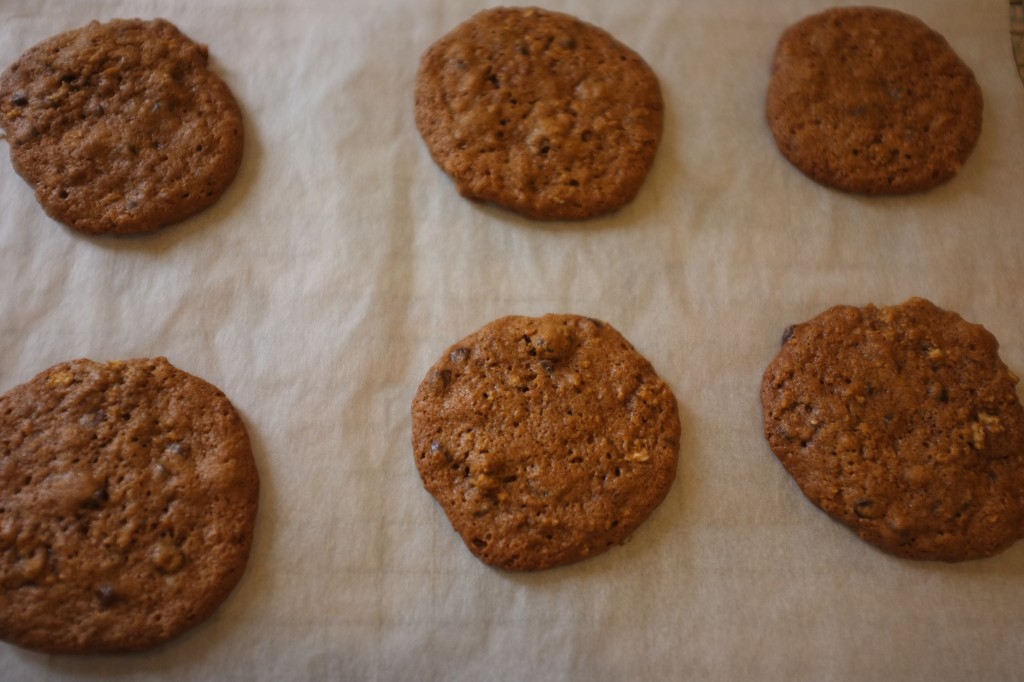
[0,19,244,235]
[412,314,680,571]
[761,298,1024,561]
[414,7,664,220]
[766,7,982,194]
[0,357,259,653]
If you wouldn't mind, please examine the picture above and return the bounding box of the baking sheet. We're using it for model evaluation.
[1,0,1023,680]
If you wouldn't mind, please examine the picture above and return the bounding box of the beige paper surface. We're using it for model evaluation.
[1,1,1023,679]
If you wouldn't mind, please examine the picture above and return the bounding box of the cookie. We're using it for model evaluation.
[414,7,663,220]
[766,7,982,194]
[0,19,244,235]
[412,314,680,571]
[0,358,259,653]
[761,298,1024,561]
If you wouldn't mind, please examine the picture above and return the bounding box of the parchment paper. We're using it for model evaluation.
[2,1,1023,680]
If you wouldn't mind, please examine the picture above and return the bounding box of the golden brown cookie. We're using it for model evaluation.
[0,358,259,653]
[414,7,663,220]
[0,19,244,235]
[412,314,680,571]
[766,7,982,194]
[761,298,1024,561]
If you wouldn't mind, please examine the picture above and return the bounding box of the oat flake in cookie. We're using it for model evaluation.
[414,7,664,220]
[0,358,259,653]
[766,7,982,194]
[761,298,1024,561]
[412,315,680,571]
[0,19,244,235]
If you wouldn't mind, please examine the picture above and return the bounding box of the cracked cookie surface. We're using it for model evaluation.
[0,19,243,234]
[766,7,982,194]
[0,357,258,653]
[412,314,679,571]
[415,7,663,220]
[761,298,1024,561]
